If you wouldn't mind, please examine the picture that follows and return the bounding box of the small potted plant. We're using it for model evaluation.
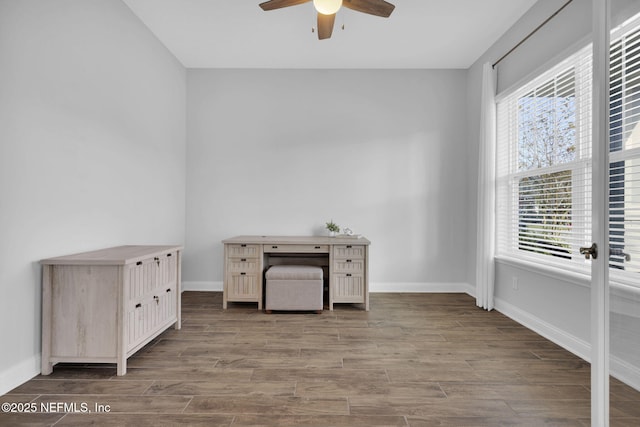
[325,220,340,237]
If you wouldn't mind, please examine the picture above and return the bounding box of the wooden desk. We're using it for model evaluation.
[222,236,370,311]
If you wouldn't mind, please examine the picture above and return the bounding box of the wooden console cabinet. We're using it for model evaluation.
[222,236,370,311]
[40,245,182,376]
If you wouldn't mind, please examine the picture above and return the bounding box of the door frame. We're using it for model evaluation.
[591,0,610,424]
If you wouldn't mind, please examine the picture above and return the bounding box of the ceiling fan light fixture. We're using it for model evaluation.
[313,0,342,15]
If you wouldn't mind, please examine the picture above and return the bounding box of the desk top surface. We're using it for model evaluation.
[222,235,371,245]
[41,245,183,265]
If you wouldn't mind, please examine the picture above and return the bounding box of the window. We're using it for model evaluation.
[496,18,640,285]
[496,47,592,272]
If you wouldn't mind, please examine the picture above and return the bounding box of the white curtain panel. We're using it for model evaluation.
[475,62,497,311]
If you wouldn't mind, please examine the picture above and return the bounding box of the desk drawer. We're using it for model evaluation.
[333,245,365,259]
[333,258,365,274]
[264,244,329,253]
[227,258,261,273]
[227,244,261,258]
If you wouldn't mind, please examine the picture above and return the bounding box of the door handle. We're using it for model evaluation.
[610,247,631,262]
[579,243,598,260]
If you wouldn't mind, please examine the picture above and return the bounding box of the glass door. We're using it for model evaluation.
[608,4,640,424]
[592,1,640,424]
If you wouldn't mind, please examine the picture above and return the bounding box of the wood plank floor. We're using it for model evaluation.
[2,292,639,426]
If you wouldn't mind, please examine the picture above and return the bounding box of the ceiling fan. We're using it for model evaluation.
[259,0,395,40]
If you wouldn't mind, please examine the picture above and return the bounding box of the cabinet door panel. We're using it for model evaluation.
[156,252,178,287]
[155,285,177,323]
[228,274,260,300]
[127,298,154,350]
[126,288,176,352]
[128,259,156,300]
[332,274,365,303]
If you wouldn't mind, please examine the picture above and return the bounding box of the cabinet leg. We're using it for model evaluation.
[41,361,53,376]
[116,361,126,376]
[41,265,53,376]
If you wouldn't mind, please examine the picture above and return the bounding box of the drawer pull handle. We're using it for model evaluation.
[346,259,352,263]
[154,295,159,305]
[241,244,247,247]
[166,288,171,293]
[240,272,246,275]
[346,273,352,277]
[241,258,247,262]
[154,257,160,266]
[136,261,142,266]
[315,246,321,249]
[135,303,142,308]
[167,253,172,257]
[272,245,278,249]
[346,245,352,248]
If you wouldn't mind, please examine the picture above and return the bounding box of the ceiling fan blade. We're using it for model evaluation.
[317,12,336,40]
[342,0,395,17]
[259,0,311,11]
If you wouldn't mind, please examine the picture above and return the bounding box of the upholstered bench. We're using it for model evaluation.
[265,265,323,313]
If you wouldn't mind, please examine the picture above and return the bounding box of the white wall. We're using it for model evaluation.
[467,0,640,387]
[0,0,186,394]
[185,69,469,292]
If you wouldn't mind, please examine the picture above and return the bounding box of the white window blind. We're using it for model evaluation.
[496,46,593,273]
[609,23,640,285]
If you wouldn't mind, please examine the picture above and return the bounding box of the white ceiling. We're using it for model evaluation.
[122,0,537,69]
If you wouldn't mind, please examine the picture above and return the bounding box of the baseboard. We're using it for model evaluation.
[370,282,473,294]
[0,355,40,395]
[494,297,640,391]
[493,297,591,361]
[611,354,640,392]
[182,281,222,292]
[183,281,474,294]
